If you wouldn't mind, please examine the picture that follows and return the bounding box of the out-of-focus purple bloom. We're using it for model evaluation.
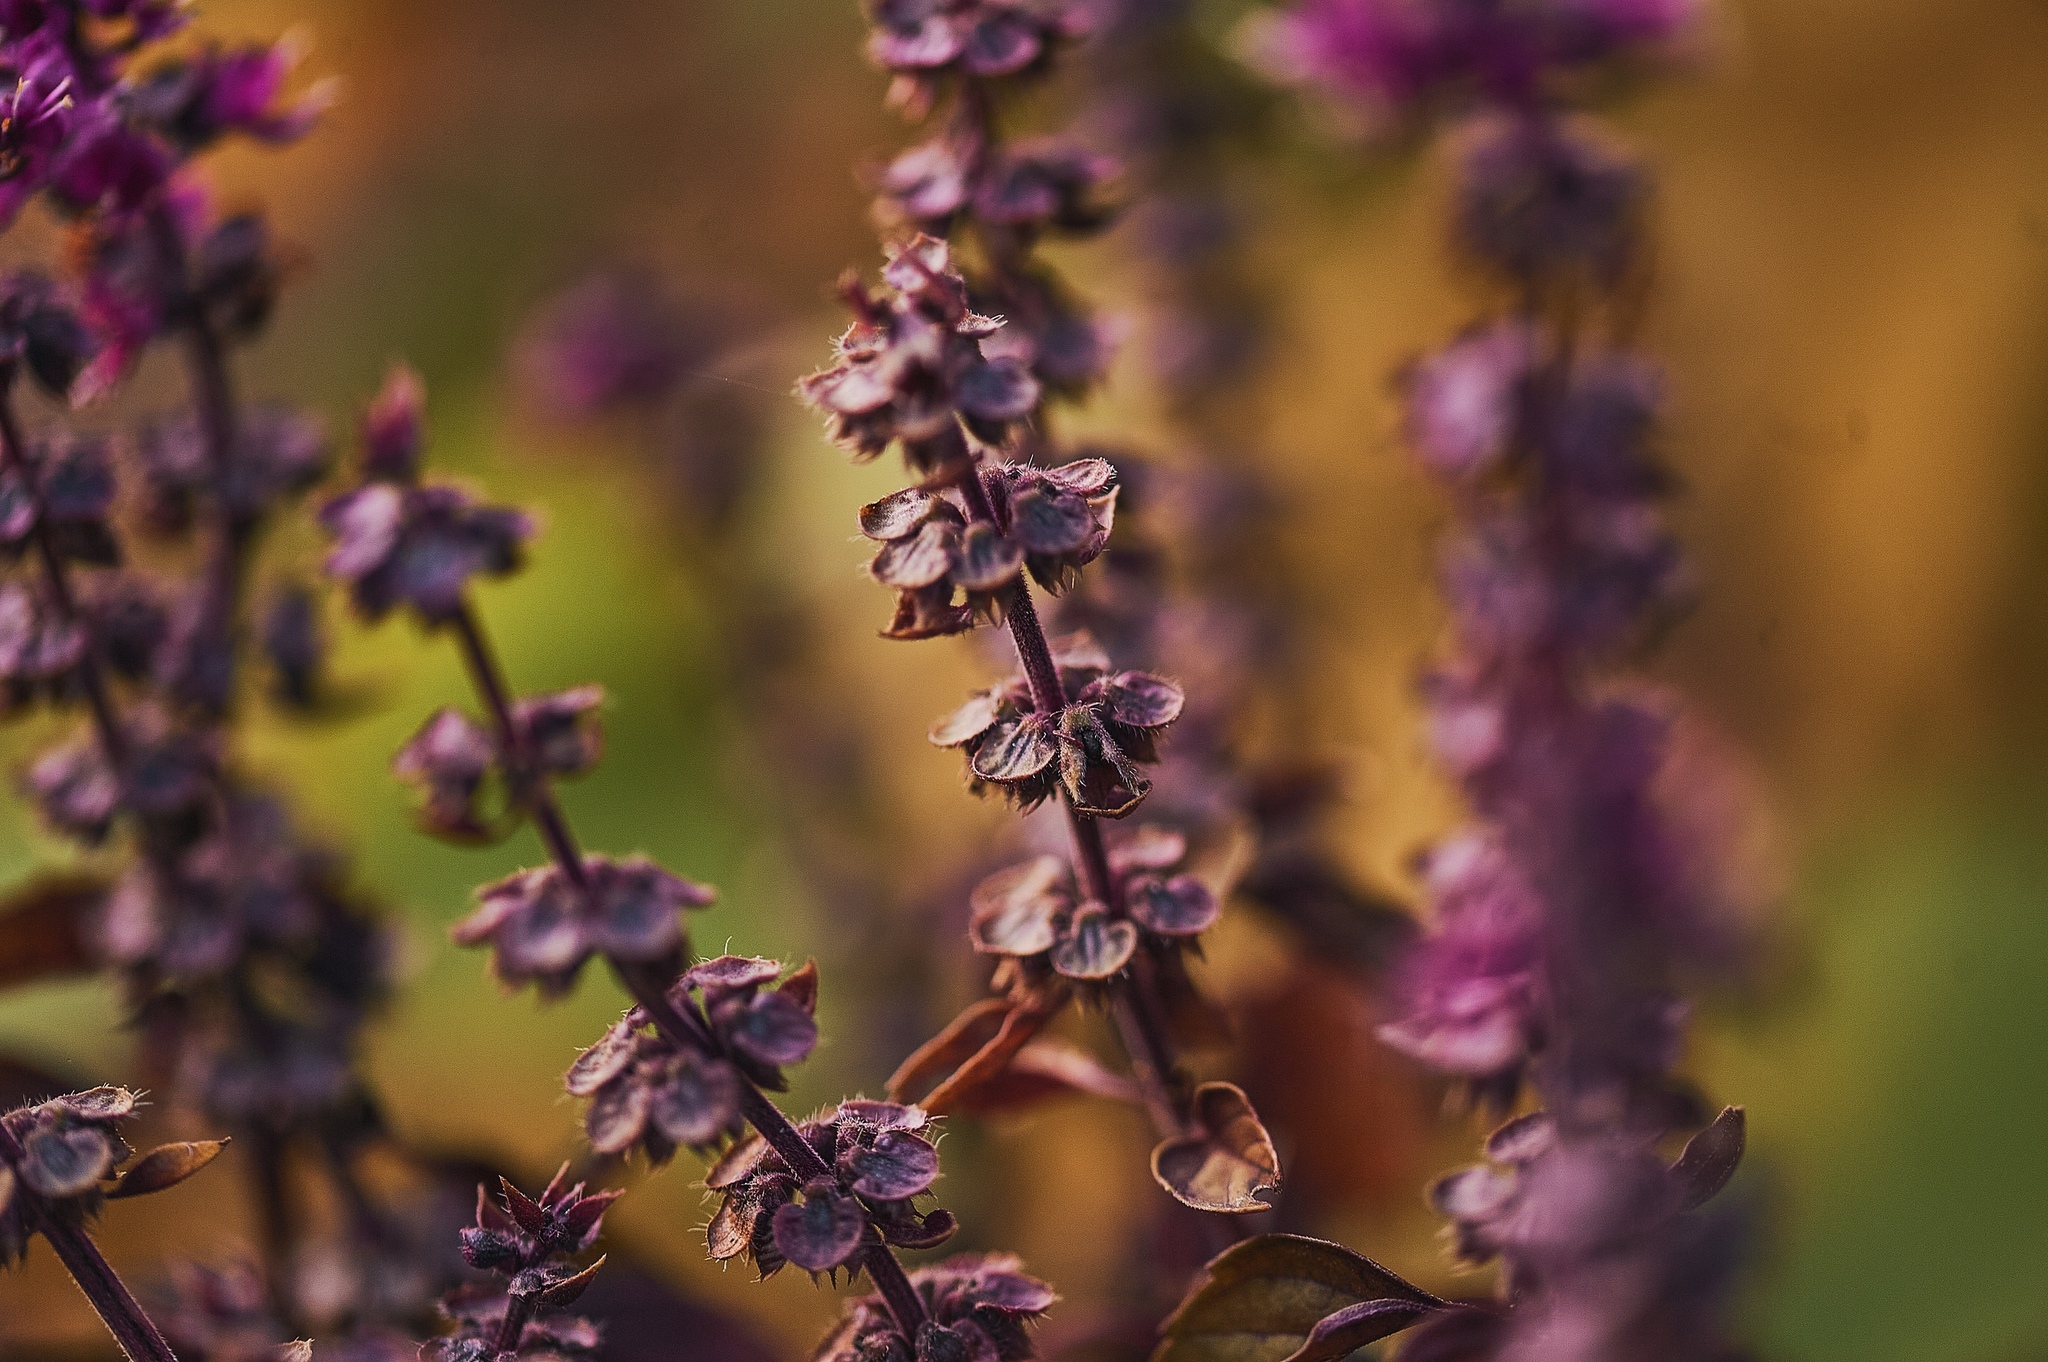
[0,271,98,400]
[514,271,704,418]
[138,404,329,532]
[453,854,713,997]
[1453,113,1644,283]
[1246,0,1698,118]
[320,481,533,624]
[865,0,1090,86]
[392,707,498,841]
[361,363,426,482]
[47,102,172,219]
[127,39,332,151]
[1405,322,1538,481]
[391,688,604,841]
[1375,833,1543,1092]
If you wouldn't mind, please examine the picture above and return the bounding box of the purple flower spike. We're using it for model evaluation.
[455,854,712,996]
[708,1101,953,1280]
[933,635,1181,816]
[814,1253,1055,1362]
[320,481,534,624]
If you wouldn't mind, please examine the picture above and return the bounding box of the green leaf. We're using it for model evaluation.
[1153,1234,1443,1362]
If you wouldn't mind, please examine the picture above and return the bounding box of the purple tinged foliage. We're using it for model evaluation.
[513,271,703,418]
[429,1170,618,1362]
[930,631,1183,816]
[705,1100,955,1280]
[564,958,820,1162]
[967,823,1217,981]
[813,1254,1055,1362]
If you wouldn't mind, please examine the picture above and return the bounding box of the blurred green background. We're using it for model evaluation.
[3,0,2048,1358]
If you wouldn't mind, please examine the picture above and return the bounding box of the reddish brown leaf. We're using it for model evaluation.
[0,872,106,989]
[1150,1083,1282,1214]
[1153,1233,1443,1362]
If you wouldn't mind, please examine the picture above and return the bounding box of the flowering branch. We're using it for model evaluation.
[0,3,433,1344]
[803,0,1281,1220]
[323,366,1071,1362]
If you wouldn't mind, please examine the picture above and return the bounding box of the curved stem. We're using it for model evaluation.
[0,1124,181,1362]
[952,464,1202,1146]
[450,598,929,1338]
[150,204,254,719]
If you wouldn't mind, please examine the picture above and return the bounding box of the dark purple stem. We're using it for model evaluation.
[449,605,588,886]
[447,599,929,1337]
[151,204,255,717]
[953,462,1199,1144]
[0,387,128,766]
[0,1124,181,1362]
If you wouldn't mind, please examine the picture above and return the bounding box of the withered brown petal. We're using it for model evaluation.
[778,960,820,1015]
[706,1197,753,1261]
[859,487,936,541]
[105,1139,228,1199]
[58,1087,137,1122]
[1043,457,1116,497]
[705,1133,771,1190]
[1149,1082,1282,1214]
